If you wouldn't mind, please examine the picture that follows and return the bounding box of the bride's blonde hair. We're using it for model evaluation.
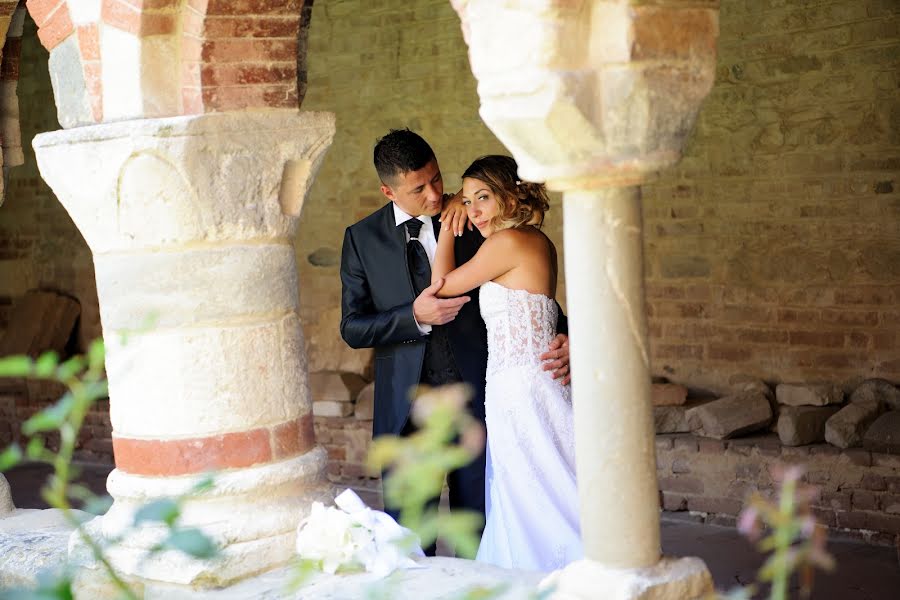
[462,155,550,231]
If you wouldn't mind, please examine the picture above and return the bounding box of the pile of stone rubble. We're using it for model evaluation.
[653,378,900,453]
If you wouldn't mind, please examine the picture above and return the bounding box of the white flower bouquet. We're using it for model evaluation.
[295,489,425,577]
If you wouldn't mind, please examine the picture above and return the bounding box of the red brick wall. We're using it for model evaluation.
[657,433,900,545]
[313,416,373,483]
[641,0,900,392]
[194,0,311,113]
[0,382,112,463]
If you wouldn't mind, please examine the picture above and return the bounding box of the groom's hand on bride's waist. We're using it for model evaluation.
[541,334,571,386]
[413,278,470,327]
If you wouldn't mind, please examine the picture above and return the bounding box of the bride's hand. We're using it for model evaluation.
[541,334,571,386]
[439,190,472,237]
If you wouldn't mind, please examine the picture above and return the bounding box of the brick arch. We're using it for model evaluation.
[181,0,313,114]
[15,0,313,128]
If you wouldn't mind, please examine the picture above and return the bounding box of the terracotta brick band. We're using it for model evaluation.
[112,413,315,476]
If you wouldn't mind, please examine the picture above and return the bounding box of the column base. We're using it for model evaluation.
[540,556,714,600]
[70,448,332,589]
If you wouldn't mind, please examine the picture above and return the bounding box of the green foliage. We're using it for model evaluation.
[726,464,835,600]
[134,499,181,527]
[0,338,218,600]
[155,528,218,560]
[0,443,22,471]
[368,383,486,558]
[1,569,74,600]
[0,355,32,377]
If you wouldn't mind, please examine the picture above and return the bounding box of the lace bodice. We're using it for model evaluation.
[479,281,558,376]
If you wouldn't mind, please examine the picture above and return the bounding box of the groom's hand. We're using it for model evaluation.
[414,278,470,326]
[439,190,473,237]
[541,334,571,386]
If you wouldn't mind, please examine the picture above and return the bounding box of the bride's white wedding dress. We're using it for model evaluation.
[475,281,582,571]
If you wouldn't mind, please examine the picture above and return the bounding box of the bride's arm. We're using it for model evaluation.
[431,223,458,285]
[433,230,517,298]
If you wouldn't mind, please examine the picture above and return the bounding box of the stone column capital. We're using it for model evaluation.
[453,0,718,189]
[33,109,335,254]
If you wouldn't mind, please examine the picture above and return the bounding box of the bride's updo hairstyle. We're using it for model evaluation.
[462,155,550,231]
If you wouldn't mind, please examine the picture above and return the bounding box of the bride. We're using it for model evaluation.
[431,155,581,571]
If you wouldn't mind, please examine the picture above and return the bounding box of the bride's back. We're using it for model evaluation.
[489,225,558,299]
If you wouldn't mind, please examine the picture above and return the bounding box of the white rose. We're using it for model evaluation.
[296,502,373,574]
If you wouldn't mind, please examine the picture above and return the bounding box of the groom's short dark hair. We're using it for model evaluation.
[373,129,436,184]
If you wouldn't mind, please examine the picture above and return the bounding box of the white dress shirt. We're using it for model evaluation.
[393,203,437,335]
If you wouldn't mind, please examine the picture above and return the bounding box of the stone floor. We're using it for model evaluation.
[5,462,899,599]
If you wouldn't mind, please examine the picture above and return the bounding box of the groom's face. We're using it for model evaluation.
[380,159,444,218]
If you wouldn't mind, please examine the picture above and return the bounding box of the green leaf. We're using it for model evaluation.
[82,495,113,516]
[23,394,76,435]
[56,356,85,381]
[87,340,105,371]
[34,352,60,378]
[83,380,109,401]
[0,355,32,377]
[0,444,23,471]
[163,528,218,559]
[134,498,180,526]
[189,474,216,495]
[26,436,47,460]
[285,558,320,592]
[457,584,509,600]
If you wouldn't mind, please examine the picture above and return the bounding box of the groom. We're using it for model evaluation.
[339,129,570,530]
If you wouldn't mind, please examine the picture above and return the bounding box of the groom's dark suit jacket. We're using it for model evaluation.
[340,202,488,438]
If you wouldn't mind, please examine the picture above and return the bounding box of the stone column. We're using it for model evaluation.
[32,110,335,587]
[564,186,660,568]
[453,1,719,597]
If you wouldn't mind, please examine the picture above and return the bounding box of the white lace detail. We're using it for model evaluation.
[476,281,581,572]
[480,281,559,377]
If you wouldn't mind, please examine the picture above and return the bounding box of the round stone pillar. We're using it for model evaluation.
[564,186,659,568]
[453,1,720,597]
[32,110,335,586]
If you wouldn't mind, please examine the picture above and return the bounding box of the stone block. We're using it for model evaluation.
[354,382,374,421]
[655,399,715,433]
[685,392,772,439]
[651,383,688,406]
[825,401,883,448]
[103,313,307,437]
[850,378,900,411]
[777,406,840,446]
[309,371,367,404]
[654,406,689,433]
[46,36,93,128]
[0,508,87,589]
[657,476,704,495]
[312,400,354,418]
[0,475,12,515]
[776,383,844,407]
[729,374,773,399]
[864,411,900,455]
